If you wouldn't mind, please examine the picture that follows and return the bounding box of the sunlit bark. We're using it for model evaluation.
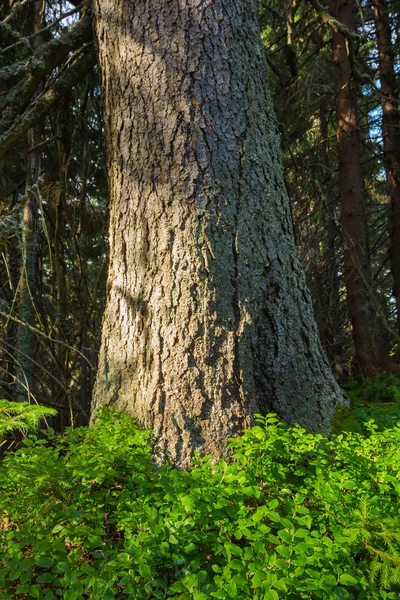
[91,0,345,465]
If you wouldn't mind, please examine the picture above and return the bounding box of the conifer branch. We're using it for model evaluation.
[0,44,96,160]
[307,0,363,41]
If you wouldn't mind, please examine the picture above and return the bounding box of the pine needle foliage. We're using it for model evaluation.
[0,400,57,438]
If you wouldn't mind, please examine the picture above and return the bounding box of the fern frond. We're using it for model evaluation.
[382,561,391,589]
[370,554,381,579]
[0,400,57,438]
[392,566,400,585]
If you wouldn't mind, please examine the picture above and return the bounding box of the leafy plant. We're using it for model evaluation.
[0,409,399,599]
[0,400,57,439]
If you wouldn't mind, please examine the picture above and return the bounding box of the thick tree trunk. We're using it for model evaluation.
[332,0,395,378]
[372,0,400,332]
[91,0,344,465]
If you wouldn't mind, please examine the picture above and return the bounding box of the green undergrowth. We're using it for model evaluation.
[0,400,57,440]
[1,410,400,599]
[343,374,400,432]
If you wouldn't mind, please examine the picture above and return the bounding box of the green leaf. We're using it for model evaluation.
[294,528,309,538]
[15,584,30,595]
[36,573,54,583]
[339,573,358,586]
[278,529,292,544]
[276,545,291,559]
[268,511,281,522]
[53,562,70,573]
[180,495,195,510]
[264,591,279,600]
[63,591,79,600]
[168,581,186,593]
[64,570,78,585]
[230,559,244,571]
[251,571,266,588]
[29,585,41,599]
[35,557,54,568]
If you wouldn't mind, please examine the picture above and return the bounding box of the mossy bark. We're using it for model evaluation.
[91,0,345,466]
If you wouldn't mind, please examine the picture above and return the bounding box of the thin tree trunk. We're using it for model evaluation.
[0,191,19,401]
[91,0,345,466]
[332,0,395,378]
[16,0,43,398]
[372,0,400,332]
[320,111,344,372]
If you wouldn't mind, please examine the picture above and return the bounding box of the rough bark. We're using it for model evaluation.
[332,0,396,377]
[372,0,400,332]
[91,0,345,466]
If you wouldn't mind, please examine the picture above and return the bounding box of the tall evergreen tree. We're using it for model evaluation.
[90,0,344,465]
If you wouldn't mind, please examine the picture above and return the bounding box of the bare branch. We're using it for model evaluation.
[0,14,93,128]
[0,309,96,369]
[0,45,96,160]
[307,0,364,41]
[1,4,85,56]
[20,135,60,157]
[4,0,35,25]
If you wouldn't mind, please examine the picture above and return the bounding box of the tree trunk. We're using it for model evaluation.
[332,0,395,378]
[91,0,344,466]
[372,0,400,332]
[16,0,43,398]
[319,110,344,372]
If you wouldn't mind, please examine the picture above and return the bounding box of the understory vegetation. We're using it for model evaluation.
[344,374,400,432]
[1,407,400,600]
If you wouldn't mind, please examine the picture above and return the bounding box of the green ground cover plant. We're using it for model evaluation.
[0,409,399,599]
[343,374,400,432]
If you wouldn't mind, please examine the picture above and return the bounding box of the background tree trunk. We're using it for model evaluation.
[91,0,344,465]
[16,0,43,398]
[332,0,396,378]
[372,0,400,333]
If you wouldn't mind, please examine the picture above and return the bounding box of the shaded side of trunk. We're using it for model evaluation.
[332,0,395,378]
[372,0,400,331]
[91,0,344,466]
